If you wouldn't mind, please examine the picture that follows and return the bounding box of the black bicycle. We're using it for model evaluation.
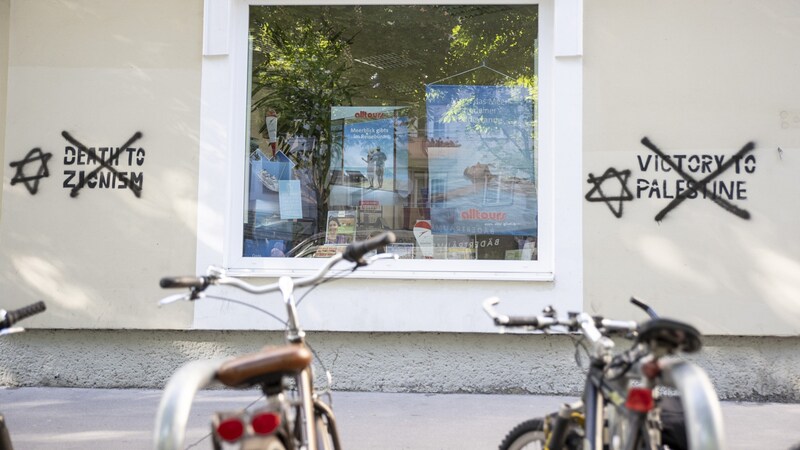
[0,301,47,450]
[483,297,724,450]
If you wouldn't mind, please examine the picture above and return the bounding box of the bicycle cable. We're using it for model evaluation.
[198,263,366,404]
[568,333,591,372]
[184,392,267,449]
[203,295,288,327]
[294,265,357,308]
[292,265,358,394]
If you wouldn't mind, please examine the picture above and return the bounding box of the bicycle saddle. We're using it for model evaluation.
[636,318,702,354]
[216,345,313,388]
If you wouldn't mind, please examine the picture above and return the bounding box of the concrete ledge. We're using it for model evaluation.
[1,330,798,402]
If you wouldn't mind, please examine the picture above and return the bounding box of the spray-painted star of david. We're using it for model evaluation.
[585,167,634,218]
[9,148,53,195]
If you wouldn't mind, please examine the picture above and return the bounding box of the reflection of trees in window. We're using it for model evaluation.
[248,5,537,234]
[250,11,359,229]
[432,84,535,179]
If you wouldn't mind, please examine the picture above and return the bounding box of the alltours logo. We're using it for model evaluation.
[461,208,507,221]
[354,111,387,119]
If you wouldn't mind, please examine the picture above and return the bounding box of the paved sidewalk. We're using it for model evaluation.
[0,387,798,449]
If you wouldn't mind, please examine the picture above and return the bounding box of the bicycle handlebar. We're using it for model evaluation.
[0,301,47,331]
[482,297,637,347]
[343,231,396,264]
[159,276,209,289]
[482,297,547,327]
[159,232,398,301]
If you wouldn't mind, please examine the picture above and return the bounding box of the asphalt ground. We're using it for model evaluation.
[0,388,798,449]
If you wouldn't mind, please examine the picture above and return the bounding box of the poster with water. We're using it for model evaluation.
[330,106,410,196]
[425,84,537,236]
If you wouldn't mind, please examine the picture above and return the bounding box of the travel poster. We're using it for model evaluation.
[342,118,395,191]
[425,84,537,236]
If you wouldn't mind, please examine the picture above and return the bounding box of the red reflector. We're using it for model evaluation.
[252,412,281,435]
[216,417,245,442]
[625,387,654,413]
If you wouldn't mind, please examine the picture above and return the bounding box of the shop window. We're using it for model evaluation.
[234,3,548,279]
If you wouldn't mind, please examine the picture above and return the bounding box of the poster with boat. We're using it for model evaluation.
[425,84,537,236]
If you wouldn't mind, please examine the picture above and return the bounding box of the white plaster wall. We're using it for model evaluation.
[0,0,8,216]
[0,0,202,328]
[582,0,800,335]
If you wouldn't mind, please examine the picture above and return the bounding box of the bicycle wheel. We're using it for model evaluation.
[0,415,13,450]
[315,415,335,450]
[500,417,583,450]
[499,418,547,450]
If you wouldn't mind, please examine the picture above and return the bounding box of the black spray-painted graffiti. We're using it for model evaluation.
[62,131,145,198]
[585,168,634,218]
[9,148,53,195]
[585,138,758,220]
[639,137,756,221]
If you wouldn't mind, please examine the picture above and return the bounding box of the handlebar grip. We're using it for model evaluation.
[1,301,46,329]
[501,316,540,327]
[159,276,208,289]
[343,231,396,263]
[630,297,660,319]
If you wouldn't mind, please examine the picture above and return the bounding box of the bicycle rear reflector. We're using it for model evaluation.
[252,412,281,435]
[625,387,654,412]
[216,417,245,442]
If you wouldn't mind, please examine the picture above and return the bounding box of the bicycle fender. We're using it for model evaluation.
[153,358,227,450]
[659,359,726,450]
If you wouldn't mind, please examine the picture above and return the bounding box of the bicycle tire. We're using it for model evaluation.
[314,415,335,450]
[500,417,584,450]
[313,400,341,450]
[498,418,548,450]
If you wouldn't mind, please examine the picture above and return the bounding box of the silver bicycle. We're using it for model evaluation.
[154,232,396,450]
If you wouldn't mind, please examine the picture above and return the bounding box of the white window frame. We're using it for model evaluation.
[196,0,582,282]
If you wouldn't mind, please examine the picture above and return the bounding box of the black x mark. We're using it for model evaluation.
[641,137,755,221]
[62,131,143,198]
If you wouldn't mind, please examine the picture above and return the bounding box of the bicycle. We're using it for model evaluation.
[0,301,47,450]
[483,297,725,450]
[153,232,396,450]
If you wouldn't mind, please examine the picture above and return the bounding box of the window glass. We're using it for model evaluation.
[244,5,538,261]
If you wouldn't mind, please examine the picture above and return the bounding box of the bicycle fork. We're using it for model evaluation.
[545,400,584,450]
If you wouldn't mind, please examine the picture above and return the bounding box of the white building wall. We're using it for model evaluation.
[0,0,202,329]
[0,0,798,399]
[583,0,800,335]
